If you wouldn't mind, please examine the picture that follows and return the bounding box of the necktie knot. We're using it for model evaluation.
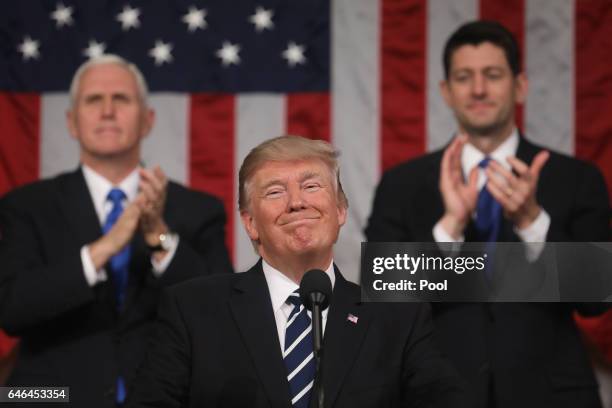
[286,290,302,308]
[478,157,492,169]
[107,188,126,206]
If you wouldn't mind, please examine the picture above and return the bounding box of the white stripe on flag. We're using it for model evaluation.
[41,93,79,178]
[143,94,189,184]
[235,94,285,272]
[525,0,574,155]
[332,0,380,283]
[426,0,478,151]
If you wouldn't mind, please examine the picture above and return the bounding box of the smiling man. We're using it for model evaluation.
[0,55,232,407]
[366,21,610,408]
[126,135,464,408]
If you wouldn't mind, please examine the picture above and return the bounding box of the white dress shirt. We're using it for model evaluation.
[262,259,335,353]
[433,130,550,258]
[80,165,178,286]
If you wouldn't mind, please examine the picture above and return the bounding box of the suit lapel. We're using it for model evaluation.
[57,168,103,247]
[322,268,371,407]
[229,262,292,408]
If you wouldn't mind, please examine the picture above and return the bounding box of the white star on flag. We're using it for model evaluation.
[282,42,306,67]
[149,40,173,65]
[116,5,141,31]
[216,41,241,66]
[83,40,106,59]
[18,36,41,61]
[50,3,74,28]
[249,7,274,32]
[182,6,207,32]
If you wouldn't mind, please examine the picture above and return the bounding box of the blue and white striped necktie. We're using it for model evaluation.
[284,290,315,408]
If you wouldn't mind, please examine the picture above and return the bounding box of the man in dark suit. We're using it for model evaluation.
[126,135,464,407]
[0,55,233,407]
[366,21,610,408]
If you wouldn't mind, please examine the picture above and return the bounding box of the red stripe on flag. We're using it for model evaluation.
[0,93,40,196]
[575,1,612,199]
[380,0,427,172]
[286,93,330,142]
[480,0,525,131]
[189,94,236,261]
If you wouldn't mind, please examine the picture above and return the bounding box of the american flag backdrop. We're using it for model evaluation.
[1,0,611,362]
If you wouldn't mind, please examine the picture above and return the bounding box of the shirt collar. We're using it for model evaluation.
[262,259,336,315]
[461,129,519,188]
[81,164,140,223]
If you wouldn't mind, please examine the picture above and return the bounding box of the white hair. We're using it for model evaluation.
[69,54,149,107]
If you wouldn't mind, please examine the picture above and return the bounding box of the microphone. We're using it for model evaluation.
[299,269,332,312]
[299,269,332,408]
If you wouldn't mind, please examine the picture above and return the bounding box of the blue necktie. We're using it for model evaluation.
[284,290,315,408]
[102,188,130,310]
[474,158,501,281]
[101,188,129,405]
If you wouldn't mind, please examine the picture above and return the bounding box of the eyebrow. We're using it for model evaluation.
[259,171,323,191]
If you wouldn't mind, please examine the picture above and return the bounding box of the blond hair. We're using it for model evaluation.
[238,135,348,212]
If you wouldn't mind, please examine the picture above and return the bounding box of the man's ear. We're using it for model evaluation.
[439,79,452,107]
[240,210,259,241]
[514,73,528,105]
[66,109,78,141]
[140,108,156,139]
[337,203,347,228]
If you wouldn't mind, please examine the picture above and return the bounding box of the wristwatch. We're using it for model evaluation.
[147,232,177,252]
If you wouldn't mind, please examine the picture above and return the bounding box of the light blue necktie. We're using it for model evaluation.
[101,188,129,405]
[475,158,502,281]
[284,290,315,408]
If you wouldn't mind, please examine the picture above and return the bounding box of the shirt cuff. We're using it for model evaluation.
[514,209,550,242]
[433,221,464,254]
[81,245,107,287]
[513,209,550,262]
[150,235,180,277]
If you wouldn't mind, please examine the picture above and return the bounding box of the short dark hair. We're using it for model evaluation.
[443,20,521,79]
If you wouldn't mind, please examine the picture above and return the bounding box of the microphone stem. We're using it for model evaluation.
[311,302,324,408]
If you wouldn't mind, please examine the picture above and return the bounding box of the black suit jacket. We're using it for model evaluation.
[365,137,611,408]
[0,168,233,407]
[126,261,465,408]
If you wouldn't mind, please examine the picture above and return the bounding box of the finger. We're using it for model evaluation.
[529,150,550,178]
[139,180,157,202]
[486,167,515,197]
[466,165,479,192]
[140,168,163,195]
[449,137,467,184]
[486,162,519,189]
[506,156,529,177]
[485,181,516,212]
[153,166,167,186]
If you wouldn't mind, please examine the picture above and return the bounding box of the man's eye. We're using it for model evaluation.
[305,184,321,191]
[113,95,131,103]
[453,75,469,83]
[84,96,102,104]
[265,190,283,197]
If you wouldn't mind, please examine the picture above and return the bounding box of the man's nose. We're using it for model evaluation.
[471,74,487,97]
[101,97,115,118]
[287,186,307,211]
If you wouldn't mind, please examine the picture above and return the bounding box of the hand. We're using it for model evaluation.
[138,166,170,245]
[485,150,549,230]
[438,134,479,239]
[89,195,146,269]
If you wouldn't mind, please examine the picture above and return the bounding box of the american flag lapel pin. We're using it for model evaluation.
[347,313,358,324]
